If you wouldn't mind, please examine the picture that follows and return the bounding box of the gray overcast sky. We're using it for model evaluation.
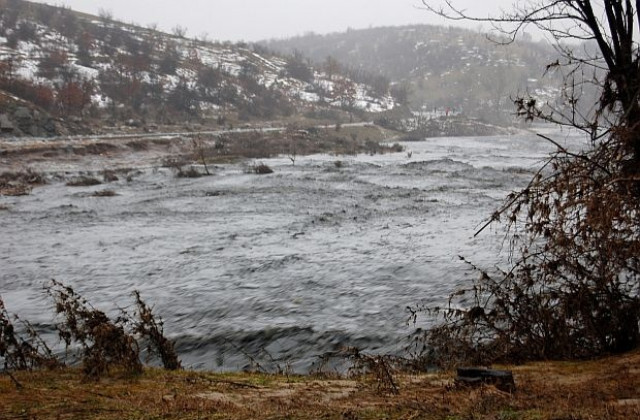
[30,0,516,42]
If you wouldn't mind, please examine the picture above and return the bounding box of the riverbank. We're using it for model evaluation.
[2,350,639,419]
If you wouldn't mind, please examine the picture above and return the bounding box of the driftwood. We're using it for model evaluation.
[456,367,515,392]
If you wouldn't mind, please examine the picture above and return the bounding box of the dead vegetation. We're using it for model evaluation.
[131,291,181,371]
[0,168,45,196]
[411,1,640,369]
[249,163,274,175]
[158,125,400,175]
[1,350,639,419]
[47,280,143,379]
[66,176,102,187]
[91,189,117,197]
[1,281,180,382]
[0,297,59,374]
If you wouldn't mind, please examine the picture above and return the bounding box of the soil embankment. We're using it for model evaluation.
[1,350,639,419]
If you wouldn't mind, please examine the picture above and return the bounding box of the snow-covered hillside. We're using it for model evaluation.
[265,25,566,125]
[0,0,395,136]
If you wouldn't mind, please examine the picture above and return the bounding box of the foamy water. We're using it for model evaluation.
[0,127,586,371]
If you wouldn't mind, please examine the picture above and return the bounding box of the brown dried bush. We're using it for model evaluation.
[131,291,180,370]
[413,1,640,367]
[0,297,58,373]
[47,280,142,378]
[92,189,117,197]
[66,176,102,187]
[250,163,274,174]
[0,168,45,196]
[40,280,180,379]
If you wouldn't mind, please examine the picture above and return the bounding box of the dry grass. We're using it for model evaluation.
[66,176,102,187]
[92,190,117,197]
[0,168,45,196]
[251,163,274,174]
[2,350,639,419]
[0,184,31,196]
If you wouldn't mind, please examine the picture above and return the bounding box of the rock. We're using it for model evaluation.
[27,124,41,136]
[0,114,14,132]
[456,367,516,392]
[42,119,57,134]
[13,106,32,120]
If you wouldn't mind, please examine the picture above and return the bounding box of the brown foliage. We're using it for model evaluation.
[0,77,55,110]
[44,280,182,378]
[0,297,58,372]
[47,280,142,379]
[65,176,102,187]
[132,291,181,370]
[250,163,274,174]
[414,0,640,367]
[56,80,93,116]
[0,169,45,196]
[0,280,181,380]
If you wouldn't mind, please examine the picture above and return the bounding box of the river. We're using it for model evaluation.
[0,126,585,372]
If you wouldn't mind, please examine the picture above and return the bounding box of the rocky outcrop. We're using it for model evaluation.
[0,105,60,137]
[0,93,92,137]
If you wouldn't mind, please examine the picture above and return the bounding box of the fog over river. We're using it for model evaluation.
[0,127,586,371]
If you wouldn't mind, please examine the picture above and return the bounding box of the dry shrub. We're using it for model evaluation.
[162,155,208,178]
[47,280,142,379]
[92,189,117,197]
[102,170,119,182]
[412,128,640,368]
[412,1,640,369]
[0,169,45,185]
[176,166,205,178]
[0,184,31,196]
[0,169,45,196]
[0,297,58,372]
[313,347,401,394]
[250,163,273,174]
[40,280,181,379]
[66,176,102,187]
[191,135,211,175]
[131,291,180,370]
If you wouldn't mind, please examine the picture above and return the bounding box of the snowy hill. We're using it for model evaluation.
[0,0,396,137]
[263,25,564,125]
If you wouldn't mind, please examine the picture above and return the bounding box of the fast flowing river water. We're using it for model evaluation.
[0,126,586,372]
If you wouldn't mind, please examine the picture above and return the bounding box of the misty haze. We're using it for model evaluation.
[0,0,580,370]
[2,1,639,419]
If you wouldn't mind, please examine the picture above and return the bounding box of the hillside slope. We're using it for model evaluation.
[264,25,564,124]
[0,0,396,137]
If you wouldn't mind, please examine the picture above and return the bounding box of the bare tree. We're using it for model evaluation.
[191,135,211,176]
[98,8,113,24]
[414,1,640,366]
[285,124,300,165]
[172,25,187,39]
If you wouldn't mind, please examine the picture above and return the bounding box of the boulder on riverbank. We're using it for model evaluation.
[0,92,90,138]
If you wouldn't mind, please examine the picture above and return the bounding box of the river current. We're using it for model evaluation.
[0,127,585,371]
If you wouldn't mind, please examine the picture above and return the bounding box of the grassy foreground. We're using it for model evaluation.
[1,351,639,419]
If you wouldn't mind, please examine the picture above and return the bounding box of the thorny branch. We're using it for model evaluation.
[414,1,640,366]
